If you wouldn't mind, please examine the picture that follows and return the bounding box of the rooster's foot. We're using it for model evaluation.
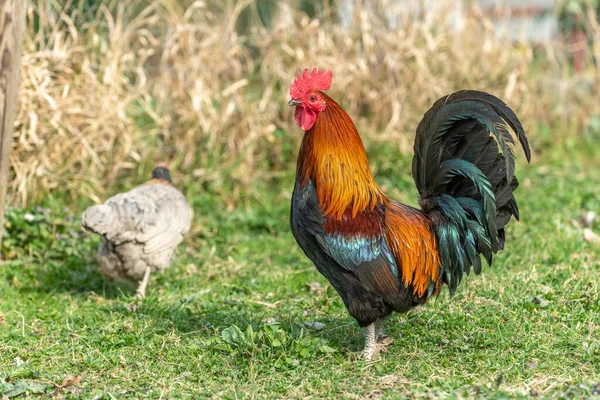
[361,322,390,361]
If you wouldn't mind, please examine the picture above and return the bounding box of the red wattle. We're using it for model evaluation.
[295,106,317,131]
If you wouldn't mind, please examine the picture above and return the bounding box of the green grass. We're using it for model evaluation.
[1,143,600,399]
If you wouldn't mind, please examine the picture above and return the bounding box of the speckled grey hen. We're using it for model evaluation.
[82,167,192,298]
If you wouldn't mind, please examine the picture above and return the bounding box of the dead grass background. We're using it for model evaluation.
[9,0,600,205]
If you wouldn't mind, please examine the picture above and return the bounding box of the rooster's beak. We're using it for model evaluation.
[288,99,302,107]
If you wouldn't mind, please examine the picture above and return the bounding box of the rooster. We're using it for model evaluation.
[288,68,530,360]
[82,167,192,298]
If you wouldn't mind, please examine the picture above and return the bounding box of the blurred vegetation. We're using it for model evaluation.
[1,206,92,260]
[7,0,600,206]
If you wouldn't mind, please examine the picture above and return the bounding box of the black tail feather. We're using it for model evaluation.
[412,90,530,294]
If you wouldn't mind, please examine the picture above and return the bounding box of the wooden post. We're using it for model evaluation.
[0,0,26,255]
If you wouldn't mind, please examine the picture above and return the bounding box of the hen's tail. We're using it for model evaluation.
[412,90,531,294]
[82,204,119,237]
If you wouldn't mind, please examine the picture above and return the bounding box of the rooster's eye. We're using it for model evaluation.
[310,96,316,101]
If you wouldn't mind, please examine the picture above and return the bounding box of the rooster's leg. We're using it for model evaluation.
[375,319,384,341]
[135,266,152,299]
[375,319,393,346]
[362,320,393,360]
[361,323,377,360]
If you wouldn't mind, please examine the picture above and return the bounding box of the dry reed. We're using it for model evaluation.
[8,0,600,205]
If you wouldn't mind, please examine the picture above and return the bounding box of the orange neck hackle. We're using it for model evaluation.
[296,93,385,219]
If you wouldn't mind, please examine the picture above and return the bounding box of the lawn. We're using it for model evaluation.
[1,138,599,399]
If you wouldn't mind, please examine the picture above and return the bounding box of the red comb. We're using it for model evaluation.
[290,68,333,99]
